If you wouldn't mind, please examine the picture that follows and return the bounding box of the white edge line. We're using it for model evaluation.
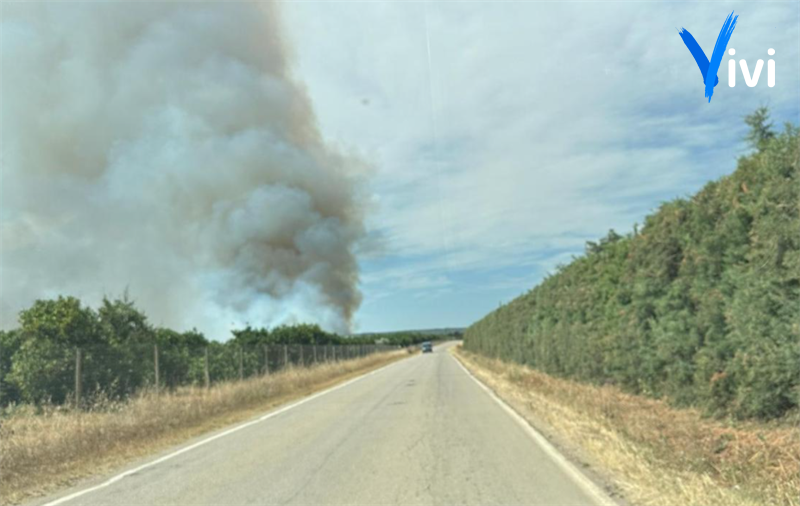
[40,355,411,506]
[450,352,619,506]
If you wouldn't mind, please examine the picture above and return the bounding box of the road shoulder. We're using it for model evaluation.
[450,347,625,506]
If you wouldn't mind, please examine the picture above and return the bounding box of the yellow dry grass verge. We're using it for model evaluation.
[0,351,410,505]
[453,347,799,506]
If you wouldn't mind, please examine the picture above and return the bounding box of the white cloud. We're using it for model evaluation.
[282,1,800,331]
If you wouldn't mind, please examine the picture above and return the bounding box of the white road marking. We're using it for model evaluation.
[40,356,410,506]
[450,352,619,506]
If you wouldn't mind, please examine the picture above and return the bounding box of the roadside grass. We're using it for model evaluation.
[0,350,410,505]
[453,347,799,506]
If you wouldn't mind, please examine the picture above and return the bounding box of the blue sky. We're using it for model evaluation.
[280,1,800,332]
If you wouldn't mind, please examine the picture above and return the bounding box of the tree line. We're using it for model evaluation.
[464,109,799,420]
[0,295,439,406]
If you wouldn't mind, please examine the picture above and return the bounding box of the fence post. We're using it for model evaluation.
[283,345,288,369]
[332,345,336,362]
[75,348,82,408]
[313,345,317,364]
[239,347,244,381]
[299,345,304,367]
[263,345,269,375]
[204,347,210,389]
[154,344,160,396]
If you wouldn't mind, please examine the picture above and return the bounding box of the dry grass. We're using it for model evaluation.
[454,347,799,506]
[0,351,409,505]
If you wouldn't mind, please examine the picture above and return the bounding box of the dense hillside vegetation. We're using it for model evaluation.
[464,110,799,420]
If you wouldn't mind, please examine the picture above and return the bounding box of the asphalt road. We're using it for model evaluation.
[36,343,612,506]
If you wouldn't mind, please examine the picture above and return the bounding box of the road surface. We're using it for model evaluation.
[35,343,612,506]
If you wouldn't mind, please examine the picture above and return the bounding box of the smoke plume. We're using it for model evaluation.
[0,2,367,336]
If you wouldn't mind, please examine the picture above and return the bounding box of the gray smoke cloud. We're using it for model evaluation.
[0,2,368,337]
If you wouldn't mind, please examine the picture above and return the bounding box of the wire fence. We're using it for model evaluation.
[0,342,398,408]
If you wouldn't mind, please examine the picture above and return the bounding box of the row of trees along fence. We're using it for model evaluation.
[3,342,395,408]
[0,295,440,408]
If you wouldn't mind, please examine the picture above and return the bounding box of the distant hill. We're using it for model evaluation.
[356,328,464,337]
[464,110,799,420]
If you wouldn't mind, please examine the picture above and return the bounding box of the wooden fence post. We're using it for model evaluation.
[204,347,210,389]
[154,344,160,396]
[75,348,82,408]
[313,345,317,364]
[239,347,244,381]
[299,345,304,367]
[284,345,288,368]
[263,345,269,375]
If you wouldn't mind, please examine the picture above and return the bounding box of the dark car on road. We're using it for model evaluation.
[421,341,433,353]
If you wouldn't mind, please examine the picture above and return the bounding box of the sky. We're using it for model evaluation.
[1,2,798,339]
[278,1,800,333]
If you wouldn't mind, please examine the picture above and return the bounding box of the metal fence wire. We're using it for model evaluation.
[0,342,397,407]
